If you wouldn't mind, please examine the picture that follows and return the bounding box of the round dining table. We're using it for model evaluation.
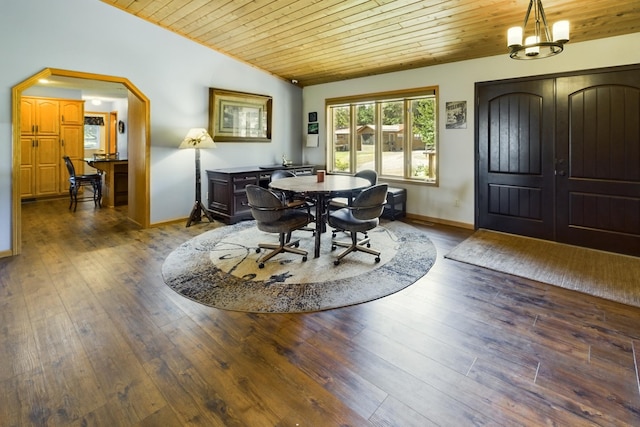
[269,174,371,258]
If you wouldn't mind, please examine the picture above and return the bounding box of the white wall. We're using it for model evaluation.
[303,33,640,227]
[0,0,302,252]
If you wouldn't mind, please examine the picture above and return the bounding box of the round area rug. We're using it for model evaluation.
[162,220,436,313]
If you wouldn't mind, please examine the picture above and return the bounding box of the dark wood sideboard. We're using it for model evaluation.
[206,165,316,224]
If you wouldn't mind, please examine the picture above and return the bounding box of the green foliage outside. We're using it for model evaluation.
[331,96,437,180]
[412,98,436,151]
[334,99,436,149]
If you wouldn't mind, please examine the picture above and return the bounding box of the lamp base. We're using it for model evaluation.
[186,200,215,227]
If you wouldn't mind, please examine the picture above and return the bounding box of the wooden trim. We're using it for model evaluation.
[10,68,151,255]
[326,86,438,105]
[405,213,474,230]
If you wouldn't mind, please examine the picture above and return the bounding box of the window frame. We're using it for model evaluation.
[325,86,439,186]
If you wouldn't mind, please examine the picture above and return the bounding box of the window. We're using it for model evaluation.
[84,114,106,149]
[327,87,438,184]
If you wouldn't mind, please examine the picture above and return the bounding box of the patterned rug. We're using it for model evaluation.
[446,229,640,308]
[162,220,437,313]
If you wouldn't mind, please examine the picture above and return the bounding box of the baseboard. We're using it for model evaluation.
[0,249,14,259]
[404,213,474,230]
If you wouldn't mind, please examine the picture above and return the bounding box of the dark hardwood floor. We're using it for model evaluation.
[1,198,639,426]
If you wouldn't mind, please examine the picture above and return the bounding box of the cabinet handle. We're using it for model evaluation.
[35,125,38,133]
[32,139,35,147]
[31,125,35,133]
[61,139,64,146]
[61,115,65,123]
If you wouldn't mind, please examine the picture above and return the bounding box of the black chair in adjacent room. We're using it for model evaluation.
[328,183,388,265]
[63,156,102,212]
[246,184,314,268]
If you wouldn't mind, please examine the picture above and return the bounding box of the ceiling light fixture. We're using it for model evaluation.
[507,0,569,59]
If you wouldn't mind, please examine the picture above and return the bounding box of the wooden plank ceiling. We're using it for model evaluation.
[101,0,640,87]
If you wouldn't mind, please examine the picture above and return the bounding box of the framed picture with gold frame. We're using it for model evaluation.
[209,88,272,142]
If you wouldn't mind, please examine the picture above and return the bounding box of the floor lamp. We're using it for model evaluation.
[179,128,216,227]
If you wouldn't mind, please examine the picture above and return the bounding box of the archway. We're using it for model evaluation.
[11,68,150,255]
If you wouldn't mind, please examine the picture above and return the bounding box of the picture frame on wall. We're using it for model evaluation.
[209,88,272,142]
[445,101,467,129]
[308,111,317,122]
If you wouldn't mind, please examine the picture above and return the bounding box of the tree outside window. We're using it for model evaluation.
[327,87,438,184]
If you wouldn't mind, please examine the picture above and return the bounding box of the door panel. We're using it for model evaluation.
[477,79,555,240]
[556,70,640,256]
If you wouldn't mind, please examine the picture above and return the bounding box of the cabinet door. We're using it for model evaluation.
[61,125,84,158]
[60,125,84,192]
[21,98,36,134]
[35,136,60,195]
[36,99,59,135]
[60,101,84,125]
[20,136,35,197]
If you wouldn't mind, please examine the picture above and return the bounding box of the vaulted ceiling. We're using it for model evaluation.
[102,0,639,87]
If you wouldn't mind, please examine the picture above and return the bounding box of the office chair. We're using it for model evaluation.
[246,184,314,268]
[270,169,316,237]
[329,169,378,238]
[328,183,388,265]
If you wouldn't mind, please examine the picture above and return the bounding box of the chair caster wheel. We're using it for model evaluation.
[259,263,265,268]
[332,232,337,238]
[302,256,307,262]
[367,243,371,248]
[256,248,261,253]
[294,242,299,248]
[375,257,380,263]
[334,260,340,266]
[331,245,336,251]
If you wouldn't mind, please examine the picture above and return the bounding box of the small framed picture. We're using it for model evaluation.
[118,120,125,133]
[308,112,317,122]
[307,122,319,134]
[445,101,467,129]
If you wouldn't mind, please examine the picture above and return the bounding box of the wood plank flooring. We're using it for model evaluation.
[1,199,639,426]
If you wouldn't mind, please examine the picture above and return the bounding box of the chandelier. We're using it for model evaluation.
[507,0,569,59]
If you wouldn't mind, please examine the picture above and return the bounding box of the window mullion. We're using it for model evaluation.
[404,99,411,179]
[350,105,357,172]
[375,102,382,172]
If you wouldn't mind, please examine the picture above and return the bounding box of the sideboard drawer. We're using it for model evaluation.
[207,165,318,224]
[232,174,258,192]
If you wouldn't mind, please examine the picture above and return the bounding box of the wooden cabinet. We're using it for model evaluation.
[21,97,59,135]
[60,100,84,125]
[21,134,60,197]
[59,121,84,193]
[20,96,84,198]
[20,136,35,198]
[206,165,315,224]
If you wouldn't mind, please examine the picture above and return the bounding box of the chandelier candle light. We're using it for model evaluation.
[507,0,569,59]
[179,128,217,227]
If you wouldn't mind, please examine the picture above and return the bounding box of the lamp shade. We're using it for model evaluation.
[553,20,570,43]
[179,128,216,149]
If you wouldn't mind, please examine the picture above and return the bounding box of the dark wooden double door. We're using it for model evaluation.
[477,65,640,257]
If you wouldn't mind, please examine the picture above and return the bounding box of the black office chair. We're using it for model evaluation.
[246,184,314,268]
[329,169,378,238]
[328,183,388,265]
[270,169,316,236]
[63,156,102,212]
